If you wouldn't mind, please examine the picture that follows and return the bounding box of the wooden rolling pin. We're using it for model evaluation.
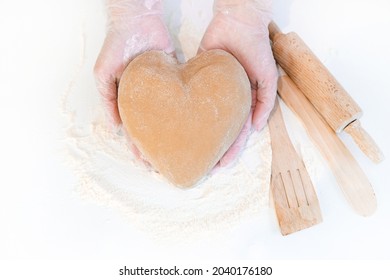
[277,66,376,216]
[269,22,383,163]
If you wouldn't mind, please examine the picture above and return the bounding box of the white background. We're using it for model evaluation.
[0,0,390,260]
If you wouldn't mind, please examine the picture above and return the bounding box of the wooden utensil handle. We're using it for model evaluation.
[268,99,292,153]
[344,120,384,163]
[269,21,383,163]
[271,27,362,133]
[277,67,376,216]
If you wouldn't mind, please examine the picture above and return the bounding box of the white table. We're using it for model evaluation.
[1,0,389,260]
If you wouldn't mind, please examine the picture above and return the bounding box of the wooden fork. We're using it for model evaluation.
[268,98,322,235]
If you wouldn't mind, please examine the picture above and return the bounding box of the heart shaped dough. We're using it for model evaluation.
[118,50,251,188]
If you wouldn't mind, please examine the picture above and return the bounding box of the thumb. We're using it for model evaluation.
[219,111,252,167]
[252,67,278,131]
[94,66,122,129]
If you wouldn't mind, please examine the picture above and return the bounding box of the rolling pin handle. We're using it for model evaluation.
[344,120,384,163]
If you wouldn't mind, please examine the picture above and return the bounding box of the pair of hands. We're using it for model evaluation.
[94,0,277,168]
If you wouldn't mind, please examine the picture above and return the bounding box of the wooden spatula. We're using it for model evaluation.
[268,98,322,235]
[277,67,376,216]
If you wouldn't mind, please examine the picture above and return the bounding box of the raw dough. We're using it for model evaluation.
[118,50,251,187]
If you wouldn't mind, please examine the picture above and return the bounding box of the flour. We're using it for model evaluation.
[63,78,272,241]
[62,0,321,242]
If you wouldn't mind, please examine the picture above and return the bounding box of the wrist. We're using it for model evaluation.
[214,0,272,26]
[106,0,164,27]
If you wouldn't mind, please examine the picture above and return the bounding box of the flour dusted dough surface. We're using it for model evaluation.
[118,50,251,187]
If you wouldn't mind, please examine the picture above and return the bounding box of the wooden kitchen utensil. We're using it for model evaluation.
[277,66,376,216]
[269,21,383,163]
[268,98,322,235]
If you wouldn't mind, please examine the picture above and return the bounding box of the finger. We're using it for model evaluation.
[99,81,122,129]
[197,28,223,54]
[197,36,209,54]
[122,127,152,168]
[219,112,252,167]
[198,37,225,55]
[252,92,275,131]
[252,70,278,131]
[94,55,122,129]
[197,28,210,54]
[129,142,151,168]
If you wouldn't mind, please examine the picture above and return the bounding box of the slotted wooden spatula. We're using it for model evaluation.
[268,98,322,235]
